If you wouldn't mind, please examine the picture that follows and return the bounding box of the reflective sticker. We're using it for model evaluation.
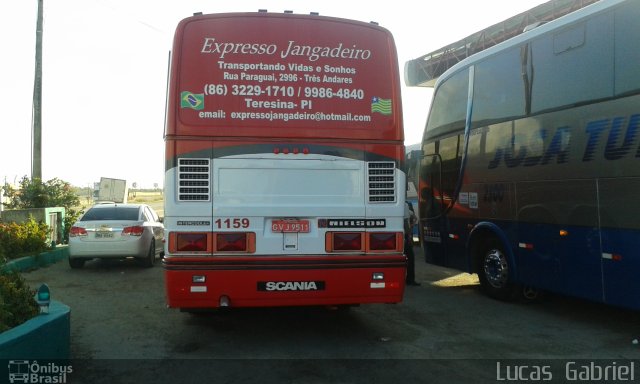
[459,192,469,205]
[469,193,479,209]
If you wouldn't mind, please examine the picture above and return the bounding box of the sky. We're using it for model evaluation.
[0,0,545,189]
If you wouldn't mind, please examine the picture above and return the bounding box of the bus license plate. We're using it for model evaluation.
[271,220,310,233]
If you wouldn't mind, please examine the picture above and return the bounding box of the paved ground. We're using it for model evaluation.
[21,246,640,383]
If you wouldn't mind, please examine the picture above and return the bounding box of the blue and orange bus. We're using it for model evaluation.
[407,0,640,309]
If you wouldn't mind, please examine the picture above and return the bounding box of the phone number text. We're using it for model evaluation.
[204,84,365,100]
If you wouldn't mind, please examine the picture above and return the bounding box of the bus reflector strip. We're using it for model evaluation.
[602,253,622,261]
[518,243,534,250]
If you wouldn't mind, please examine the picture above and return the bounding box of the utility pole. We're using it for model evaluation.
[32,0,43,180]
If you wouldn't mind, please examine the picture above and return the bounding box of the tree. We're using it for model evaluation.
[2,176,81,242]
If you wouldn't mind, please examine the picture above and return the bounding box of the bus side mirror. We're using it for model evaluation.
[408,149,424,159]
[405,149,423,190]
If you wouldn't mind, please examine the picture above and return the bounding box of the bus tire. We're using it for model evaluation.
[477,238,518,301]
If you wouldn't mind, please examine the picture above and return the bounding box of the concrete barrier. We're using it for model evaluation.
[0,247,71,360]
[0,300,70,359]
[2,246,68,273]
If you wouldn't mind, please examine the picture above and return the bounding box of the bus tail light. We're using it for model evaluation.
[216,233,246,252]
[122,226,144,237]
[69,226,87,237]
[214,233,255,253]
[176,233,208,252]
[368,232,401,252]
[326,232,364,252]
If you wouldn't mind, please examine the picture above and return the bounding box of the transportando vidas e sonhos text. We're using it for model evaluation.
[217,61,357,75]
[496,361,636,381]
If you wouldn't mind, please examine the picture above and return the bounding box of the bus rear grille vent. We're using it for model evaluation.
[367,162,396,203]
[178,158,210,201]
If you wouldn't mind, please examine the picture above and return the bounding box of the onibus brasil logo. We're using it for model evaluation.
[7,360,72,384]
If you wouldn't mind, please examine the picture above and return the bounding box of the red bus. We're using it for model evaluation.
[163,11,406,311]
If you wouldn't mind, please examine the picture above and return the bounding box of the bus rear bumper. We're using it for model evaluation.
[163,255,406,309]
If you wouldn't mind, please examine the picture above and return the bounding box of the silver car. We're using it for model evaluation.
[68,203,164,268]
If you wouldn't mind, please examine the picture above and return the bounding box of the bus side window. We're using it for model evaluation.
[615,2,640,96]
[531,13,614,114]
[472,46,526,127]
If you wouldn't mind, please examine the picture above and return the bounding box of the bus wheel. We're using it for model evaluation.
[477,239,517,301]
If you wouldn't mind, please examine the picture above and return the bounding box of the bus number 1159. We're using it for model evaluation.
[214,218,250,229]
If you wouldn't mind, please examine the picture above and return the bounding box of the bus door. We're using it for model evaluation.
[419,134,466,270]
[419,150,446,265]
[419,68,470,270]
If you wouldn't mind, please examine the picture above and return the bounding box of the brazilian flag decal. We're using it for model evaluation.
[180,91,204,110]
[371,96,392,115]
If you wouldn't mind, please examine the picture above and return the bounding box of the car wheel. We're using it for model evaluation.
[477,237,518,301]
[140,240,156,268]
[69,257,85,269]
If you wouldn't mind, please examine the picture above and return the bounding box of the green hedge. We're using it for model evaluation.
[0,219,47,332]
[0,272,39,332]
[0,218,50,261]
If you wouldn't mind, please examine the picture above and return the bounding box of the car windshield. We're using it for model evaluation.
[81,207,139,221]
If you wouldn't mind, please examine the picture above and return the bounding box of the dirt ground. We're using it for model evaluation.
[20,243,640,383]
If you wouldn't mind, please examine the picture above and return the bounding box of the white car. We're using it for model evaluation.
[68,203,164,268]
